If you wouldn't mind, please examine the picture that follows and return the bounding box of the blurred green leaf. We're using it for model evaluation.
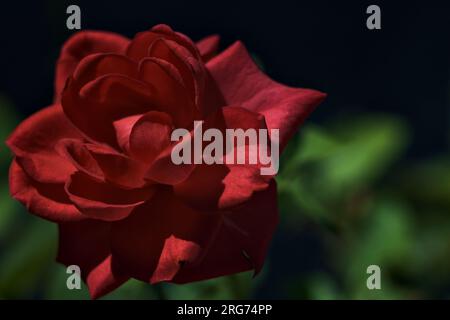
[278,115,409,225]
[281,125,339,173]
[278,126,339,223]
[44,264,90,300]
[318,115,409,199]
[343,197,415,298]
[288,273,344,300]
[0,216,56,298]
[0,183,21,240]
[164,272,254,300]
[102,279,157,300]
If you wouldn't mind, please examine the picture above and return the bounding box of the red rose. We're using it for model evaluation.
[6,24,325,299]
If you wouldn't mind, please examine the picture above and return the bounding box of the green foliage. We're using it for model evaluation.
[0,215,57,298]
[164,272,254,300]
[278,115,410,226]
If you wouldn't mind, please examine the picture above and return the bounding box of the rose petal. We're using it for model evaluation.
[196,35,220,62]
[56,139,104,181]
[57,139,149,189]
[111,187,221,282]
[146,143,195,185]
[173,180,278,283]
[62,72,155,148]
[129,111,173,163]
[9,160,84,222]
[126,31,162,62]
[150,235,201,284]
[65,171,154,221]
[127,25,200,62]
[86,144,149,189]
[149,38,205,109]
[151,24,200,58]
[57,219,129,299]
[72,53,138,87]
[6,104,80,184]
[55,31,130,102]
[207,41,326,151]
[113,115,142,153]
[138,58,196,127]
[174,106,272,210]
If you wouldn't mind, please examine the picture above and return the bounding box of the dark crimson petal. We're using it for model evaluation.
[129,111,173,164]
[149,38,206,110]
[127,25,199,62]
[57,220,129,299]
[65,171,154,221]
[71,53,138,87]
[9,160,85,222]
[6,104,81,184]
[173,180,278,283]
[62,71,155,148]
[111,187,221,282]
[150,235,201,284]
[113,115,142,153]
[145,143,195,185]
[207,41,326,151]
[126,31,161,62]
[149,39,195,96]
[86,143,150,189]
[138,58,196,127]
[151,24,200,59]
[144,123,199,185]
[174,106,272,210]
[174,164,229,210]
[196,35,220,62]
[56,139,104,181]
[54,31,130,102]
[148,36,221,117]
[57,139,149,189]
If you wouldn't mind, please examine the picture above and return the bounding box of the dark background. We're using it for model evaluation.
[0,0,449,299]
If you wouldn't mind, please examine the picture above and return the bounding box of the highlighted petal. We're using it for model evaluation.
[196,35,220,62]
[207,41,326,151]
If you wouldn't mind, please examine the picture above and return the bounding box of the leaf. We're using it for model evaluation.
[164,272,254,300]
[0,216,57,298]
[277,126,338,222]
[278,116,409,224]
[102,279,157,300]
[318,115,410,199]
[0,182,21,241]
[304,274,342,300]
[44,264,90,300]
[343,197,415,298]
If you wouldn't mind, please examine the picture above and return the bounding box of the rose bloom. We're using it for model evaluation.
[6,24,325,298]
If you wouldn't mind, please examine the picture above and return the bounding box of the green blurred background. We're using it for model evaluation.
[1,0,450,299]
